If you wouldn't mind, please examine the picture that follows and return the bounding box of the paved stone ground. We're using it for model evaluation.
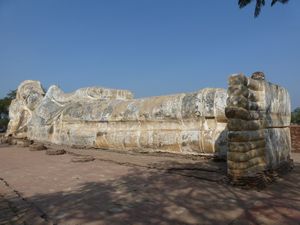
[0,144,300,225]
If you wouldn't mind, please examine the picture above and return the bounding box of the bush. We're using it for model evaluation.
[291,108,300,124]
[0,90,16,132]
[0,118,9,132]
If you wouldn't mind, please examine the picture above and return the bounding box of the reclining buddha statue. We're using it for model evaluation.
[6,73,293,180]
[7,80,228,157]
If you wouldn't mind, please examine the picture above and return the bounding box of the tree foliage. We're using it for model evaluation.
[238,0,289,17]
[292,107,300,124]
[0,90,16,130]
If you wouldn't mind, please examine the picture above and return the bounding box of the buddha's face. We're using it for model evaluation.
[17,81,45,111]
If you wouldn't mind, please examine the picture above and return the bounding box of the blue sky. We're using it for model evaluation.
[0,0,299,109]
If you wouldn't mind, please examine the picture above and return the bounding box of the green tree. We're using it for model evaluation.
[0,90,17,131]
[6,90,17,100]
[238,0,289,17]
[291,107,300,124]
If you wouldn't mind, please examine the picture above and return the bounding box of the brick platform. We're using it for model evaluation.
[291,125,300,152]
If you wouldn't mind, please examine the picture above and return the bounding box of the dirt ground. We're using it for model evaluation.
[0,143,300,225]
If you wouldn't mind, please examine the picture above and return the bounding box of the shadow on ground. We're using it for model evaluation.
[2,161,299,225]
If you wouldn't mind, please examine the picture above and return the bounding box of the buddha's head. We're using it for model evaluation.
[6,80,45,138]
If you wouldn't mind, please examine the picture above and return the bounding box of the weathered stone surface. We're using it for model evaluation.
[251,71,265,81]
[46,149,66,155]
[6,74,292,180]
[7,82,228,157]
[29,143,47,151]
[265,127,291,168]
[226,74,291,180]
[71,155,95,163]
[6,80,45,139]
